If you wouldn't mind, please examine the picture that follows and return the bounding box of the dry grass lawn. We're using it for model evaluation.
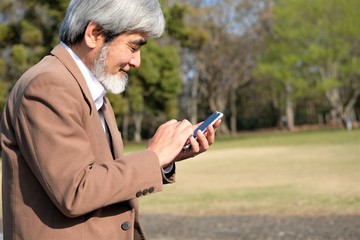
[140,129,360,216]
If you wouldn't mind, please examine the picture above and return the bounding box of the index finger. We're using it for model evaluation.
[212,119,222,130]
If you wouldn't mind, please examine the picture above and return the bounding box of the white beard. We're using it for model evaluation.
[92,44,128,94]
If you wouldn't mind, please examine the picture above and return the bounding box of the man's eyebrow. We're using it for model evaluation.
[133,39,147,46]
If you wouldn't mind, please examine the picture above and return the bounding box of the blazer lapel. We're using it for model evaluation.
[51,44,95,114]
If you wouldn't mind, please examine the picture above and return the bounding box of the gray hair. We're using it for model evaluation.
[59,0,165,45]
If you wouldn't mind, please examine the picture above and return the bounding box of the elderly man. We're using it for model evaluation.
[0,0,221,240]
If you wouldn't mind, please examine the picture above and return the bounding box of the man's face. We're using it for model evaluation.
[92,32,147,94]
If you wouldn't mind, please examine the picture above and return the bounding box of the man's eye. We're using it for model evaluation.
[130,46,138,52]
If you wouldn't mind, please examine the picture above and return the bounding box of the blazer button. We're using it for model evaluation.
[121,221,131,231]
[149,187,155,193]
[142,189,149,195]
[136,191,142,198]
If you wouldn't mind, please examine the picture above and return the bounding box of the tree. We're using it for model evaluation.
[161,1,209,125]
[180,0,270,134]
[0,0,68,116]
[255,0,360,129]
[302,0,360,127]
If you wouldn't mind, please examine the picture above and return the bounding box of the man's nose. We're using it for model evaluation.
[129,51,141,68]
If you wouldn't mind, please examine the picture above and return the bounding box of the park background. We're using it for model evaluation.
[0,0,359,239]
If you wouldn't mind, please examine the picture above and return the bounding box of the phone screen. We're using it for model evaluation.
[192,111,223,138]
[183,111,223,150]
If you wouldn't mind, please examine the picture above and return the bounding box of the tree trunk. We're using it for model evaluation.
[122,113,130,141]
[286,83,295,131]
[190,74,199,124]
[332,88,360,129]
[133,112,143,143]
[230,87,237,135]
[208,93,230,135]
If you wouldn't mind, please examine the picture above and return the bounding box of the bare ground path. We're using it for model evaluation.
[0,215,359,239]
[142,214,360,240]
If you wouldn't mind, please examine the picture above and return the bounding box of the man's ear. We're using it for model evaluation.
[84,22,103,48]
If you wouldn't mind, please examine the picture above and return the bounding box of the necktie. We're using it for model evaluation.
[99,102,114,158]
[100,98,124,158]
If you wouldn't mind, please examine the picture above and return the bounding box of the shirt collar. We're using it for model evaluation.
[60,42,107,111]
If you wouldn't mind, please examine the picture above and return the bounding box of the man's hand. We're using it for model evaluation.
[174,119,221,162]
[148,119,222,167]
[147,119,193,167]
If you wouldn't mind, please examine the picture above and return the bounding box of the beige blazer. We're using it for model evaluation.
[0,45,175,240]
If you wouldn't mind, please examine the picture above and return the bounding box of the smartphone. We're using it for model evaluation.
[183,111,223,150]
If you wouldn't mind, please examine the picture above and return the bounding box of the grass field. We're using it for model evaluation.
[137,129,360,216]
[0,129,359,218]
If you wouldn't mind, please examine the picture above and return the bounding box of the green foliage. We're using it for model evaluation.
[0,24,13,46]
[11,44,27,67]
[107,93,128,117]
[163,2,209,50]
[127,83,144,113]
[20,20,43,46]
[0,81,9,114]
[0,0,69,85]
[165,3,188,42]
[128,40,181,119]
[0,58,6,77]
[0,0,11,8]
[255,0,360,123]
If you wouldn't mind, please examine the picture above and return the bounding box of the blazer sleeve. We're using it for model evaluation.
[15,71,165,217]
